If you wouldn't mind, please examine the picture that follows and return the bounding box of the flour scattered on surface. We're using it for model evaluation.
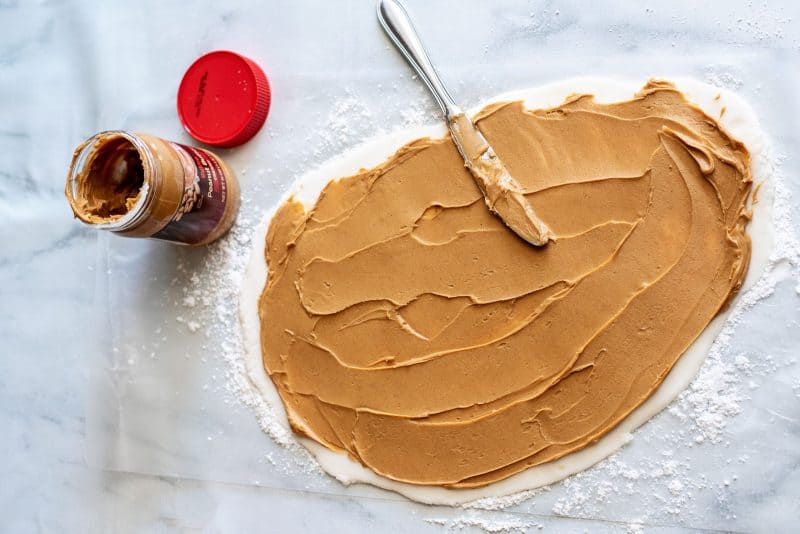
[174,315,200,333]
[425,513,543,533]
[702,67,744,90]
[171,199,320,476]
[314,90,379,156]
[310,86,439,164]
[464,488,547,511]
[398,97,438,127]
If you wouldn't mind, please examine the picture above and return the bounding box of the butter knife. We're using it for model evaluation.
[376,0,551,246]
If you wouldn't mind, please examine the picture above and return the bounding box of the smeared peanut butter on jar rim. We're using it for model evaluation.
[66,131,240,246]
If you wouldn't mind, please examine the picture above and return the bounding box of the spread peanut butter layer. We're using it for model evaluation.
[258,81,752,488]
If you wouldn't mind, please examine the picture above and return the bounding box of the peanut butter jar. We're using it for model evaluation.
[66,131,240,246]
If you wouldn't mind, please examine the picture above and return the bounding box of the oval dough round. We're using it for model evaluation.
[239,77,773,505]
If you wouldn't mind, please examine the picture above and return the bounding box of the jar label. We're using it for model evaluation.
[153,143,229,244]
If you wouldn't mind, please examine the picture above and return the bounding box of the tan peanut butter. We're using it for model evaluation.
[258,81,753,488]
[71,135,145,224]
[449,112,552,246]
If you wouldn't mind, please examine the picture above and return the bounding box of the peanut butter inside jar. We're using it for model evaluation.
[66,131,240,246]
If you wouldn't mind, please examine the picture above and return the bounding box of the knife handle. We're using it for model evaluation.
[376,0,463,120]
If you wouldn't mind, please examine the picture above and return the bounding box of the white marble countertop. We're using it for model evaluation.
[2,1,799,532]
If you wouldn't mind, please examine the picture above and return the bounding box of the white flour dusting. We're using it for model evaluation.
[702,67,744,91]
[172,202,320,475]
[425,513,544,533]
[464,488,548,512]
[310,85,438,165]
[168,81,799,532]
[425,516,544,534]
[313,89,378,157]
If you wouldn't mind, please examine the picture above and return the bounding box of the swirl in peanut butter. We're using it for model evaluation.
[257,81,752,488]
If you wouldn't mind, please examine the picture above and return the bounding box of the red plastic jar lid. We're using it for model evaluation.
[177,50,271,147]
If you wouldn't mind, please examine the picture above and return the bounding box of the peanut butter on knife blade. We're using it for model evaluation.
[450,112,552,246]
[377,0,551,246]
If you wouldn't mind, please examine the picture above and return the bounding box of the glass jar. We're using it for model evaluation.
[65,131,240,246]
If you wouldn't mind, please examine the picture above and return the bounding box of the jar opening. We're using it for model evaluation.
[80,135,143,220]
[66,131,154,229]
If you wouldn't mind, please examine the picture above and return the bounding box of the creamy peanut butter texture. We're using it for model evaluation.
[71,135,145,224]
[258,81,752,488]
[449,112,552,246]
